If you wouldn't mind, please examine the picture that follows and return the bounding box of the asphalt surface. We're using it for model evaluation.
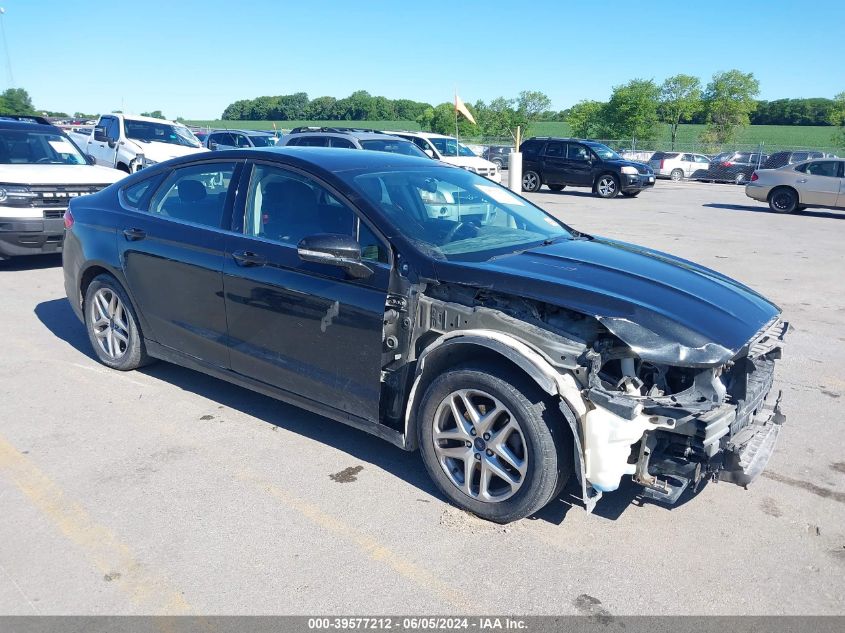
[0,179,843,615]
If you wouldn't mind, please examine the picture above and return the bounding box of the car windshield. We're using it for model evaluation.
[585,142,621,161]
[430,137,477,157]
[344,165,573,262]
[0,129,89,165]
[125,120,202,147]
[249,135,276,147]
[359,139,429,157]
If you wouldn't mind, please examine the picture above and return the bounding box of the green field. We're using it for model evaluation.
[185,119,421,132]
[185,119,843,153]
[528,122,843,152]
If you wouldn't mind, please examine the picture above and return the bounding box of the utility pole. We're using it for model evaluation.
[0,7,14,88]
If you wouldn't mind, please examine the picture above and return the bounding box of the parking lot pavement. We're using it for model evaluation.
[0,179,844,616]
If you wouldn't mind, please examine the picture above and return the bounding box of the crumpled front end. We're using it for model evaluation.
[582,318,788,504]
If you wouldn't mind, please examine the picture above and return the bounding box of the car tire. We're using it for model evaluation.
[417,363,571,523]
[670,169,684,181]
[493,158,504,170]
[768,187,798,214]
[734,172,747,184]
[84,274,152,371]
[521,170,542,193]
[548,184,565,192]
[595,174,619,198]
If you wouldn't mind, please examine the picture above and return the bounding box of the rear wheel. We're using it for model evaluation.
[670,168,684,181]
[595,174,619,198]
[548,184,565,192]
[521,170,541,193]
[768,187,798,214]
[734,172,747,184]
[417,364,570,523]
[84,274,152,370]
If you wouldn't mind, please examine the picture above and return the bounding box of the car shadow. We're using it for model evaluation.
[543,189,598,198]
[34,297,439,500]
[703,203,844,220]
[0,254,62,271]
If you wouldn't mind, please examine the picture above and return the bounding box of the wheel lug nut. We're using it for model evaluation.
[474,453,481,460]
[483,433,490,440]
[465,441,472,447]
[470,428,476,436]
[486,449,493,457]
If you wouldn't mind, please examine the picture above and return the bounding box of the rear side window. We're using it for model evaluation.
[149,162,236,228]
[330,137,356,149]
[296,136,330,147]
[120,177,160,210]
[520,140,541,156]
[544,142,564,157]
[805,161,839,177]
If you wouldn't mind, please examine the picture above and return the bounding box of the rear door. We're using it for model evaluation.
[540,141,566,184]
[222,161,391,422]
[119,159,242,367]
[799,160,842,207]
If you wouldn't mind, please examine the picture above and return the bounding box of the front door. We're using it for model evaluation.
[119,159,242,367]
[222,161,391,422]
[563,143,594,186]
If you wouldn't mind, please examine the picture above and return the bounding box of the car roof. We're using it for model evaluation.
[387,131,452,139]
[0,118,61,133]
[209,128,274,135]
[286,130,409,141]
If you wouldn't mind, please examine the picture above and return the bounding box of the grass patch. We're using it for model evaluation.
[184,119,421,132]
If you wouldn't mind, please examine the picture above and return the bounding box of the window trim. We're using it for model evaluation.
[234,159,394,268]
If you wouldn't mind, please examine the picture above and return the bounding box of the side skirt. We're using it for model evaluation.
[145,341,408,450]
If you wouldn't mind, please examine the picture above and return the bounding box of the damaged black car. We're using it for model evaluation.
[62,148,787,523]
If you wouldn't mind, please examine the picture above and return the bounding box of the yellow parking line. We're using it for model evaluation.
[0,434,191,614]
[236,468,473,611]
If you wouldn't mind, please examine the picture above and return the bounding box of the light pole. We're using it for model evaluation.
[0,7,14,88]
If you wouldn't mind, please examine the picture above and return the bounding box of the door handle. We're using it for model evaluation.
[123,228,146,241]
[232,250,266,267]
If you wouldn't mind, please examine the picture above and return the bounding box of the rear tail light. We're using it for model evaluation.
[722,161,733,167]
[659,159,664,169]
[63,208,74,229]
[750,172,759,182]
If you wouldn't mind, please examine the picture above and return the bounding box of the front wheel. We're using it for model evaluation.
[417,364,570,523]
[521,170,541,193]
[734,172,747,184]
[548,184,565,192]
[595,174,619,198]
[768,187,798,214]
[84,274,152,370]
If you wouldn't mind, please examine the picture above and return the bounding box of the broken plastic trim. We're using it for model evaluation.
[597,316,733,367]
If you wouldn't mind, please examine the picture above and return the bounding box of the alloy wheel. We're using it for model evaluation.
[432,389,528,502]
[90,288,130,360]
[597,176,617,197]
[522,172,539,191]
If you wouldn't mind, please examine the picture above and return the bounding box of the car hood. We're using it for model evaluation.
[441,156,498,169]
[433,236,779,365]
[126,140,208,162]
[0,164,126,185]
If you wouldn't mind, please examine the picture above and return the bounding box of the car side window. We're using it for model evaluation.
[235,135,251,148]
[544,142,564,157]
[695,155,709,163]
[297,136,330,147]
[148,162,236,228]
[681,154,694,162]
[805,161,839,177]
[243,164,388,263]
[103,117,119,141]
[120,176,160,210]
[330,137,356,149]
[791,152,808,162]
[567,144,589,161]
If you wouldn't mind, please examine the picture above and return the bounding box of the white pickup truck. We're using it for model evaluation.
[68,114,207,173]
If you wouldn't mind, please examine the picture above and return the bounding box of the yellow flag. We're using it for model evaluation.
[454,94,476,125]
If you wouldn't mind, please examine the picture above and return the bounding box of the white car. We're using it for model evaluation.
[0,116,125,260]
[68,113,207,173]
[649,151,711,181]
[387,131,501,183]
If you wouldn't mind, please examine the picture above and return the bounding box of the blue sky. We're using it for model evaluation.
[7,0,845,119]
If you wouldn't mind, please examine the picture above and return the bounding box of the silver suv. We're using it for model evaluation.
[280,127,431,158]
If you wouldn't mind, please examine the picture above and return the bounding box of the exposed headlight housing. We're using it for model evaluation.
[0,184,36,206]
[461,166,478,173]
[620,166,638,175]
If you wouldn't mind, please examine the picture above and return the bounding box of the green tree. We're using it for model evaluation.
[140,110,164,119]
[515,90,551,136]
[659,74,701,149]
[700,70,760,144]
[306,96,337,119]
[0,88,36,115]
[566,100,605,138]
[832,92,845,146]
[419,102,478,137]
[600,79,660,142]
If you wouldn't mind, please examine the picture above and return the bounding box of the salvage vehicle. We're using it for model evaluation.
[62,148,787,522]
[67,113,207,174]
[388,131,502,183]
[0,115,124,260]
[745,158,844,213]
[519,137,655,197]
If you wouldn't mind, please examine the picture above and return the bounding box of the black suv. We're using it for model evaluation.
[761,150,829,170]
[519,138,654,198]
[483,145,513,170]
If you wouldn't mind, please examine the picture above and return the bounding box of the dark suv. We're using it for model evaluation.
[483,145,513,170]
[761,150,828,170]
[699,152,769,184]
[520,137,655,198]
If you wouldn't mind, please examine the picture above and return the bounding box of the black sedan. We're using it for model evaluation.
[62,148,787,522]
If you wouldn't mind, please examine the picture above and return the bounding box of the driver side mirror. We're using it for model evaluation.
[297,233,373,279]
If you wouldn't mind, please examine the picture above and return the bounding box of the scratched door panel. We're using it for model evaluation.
[222,232,389,421]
